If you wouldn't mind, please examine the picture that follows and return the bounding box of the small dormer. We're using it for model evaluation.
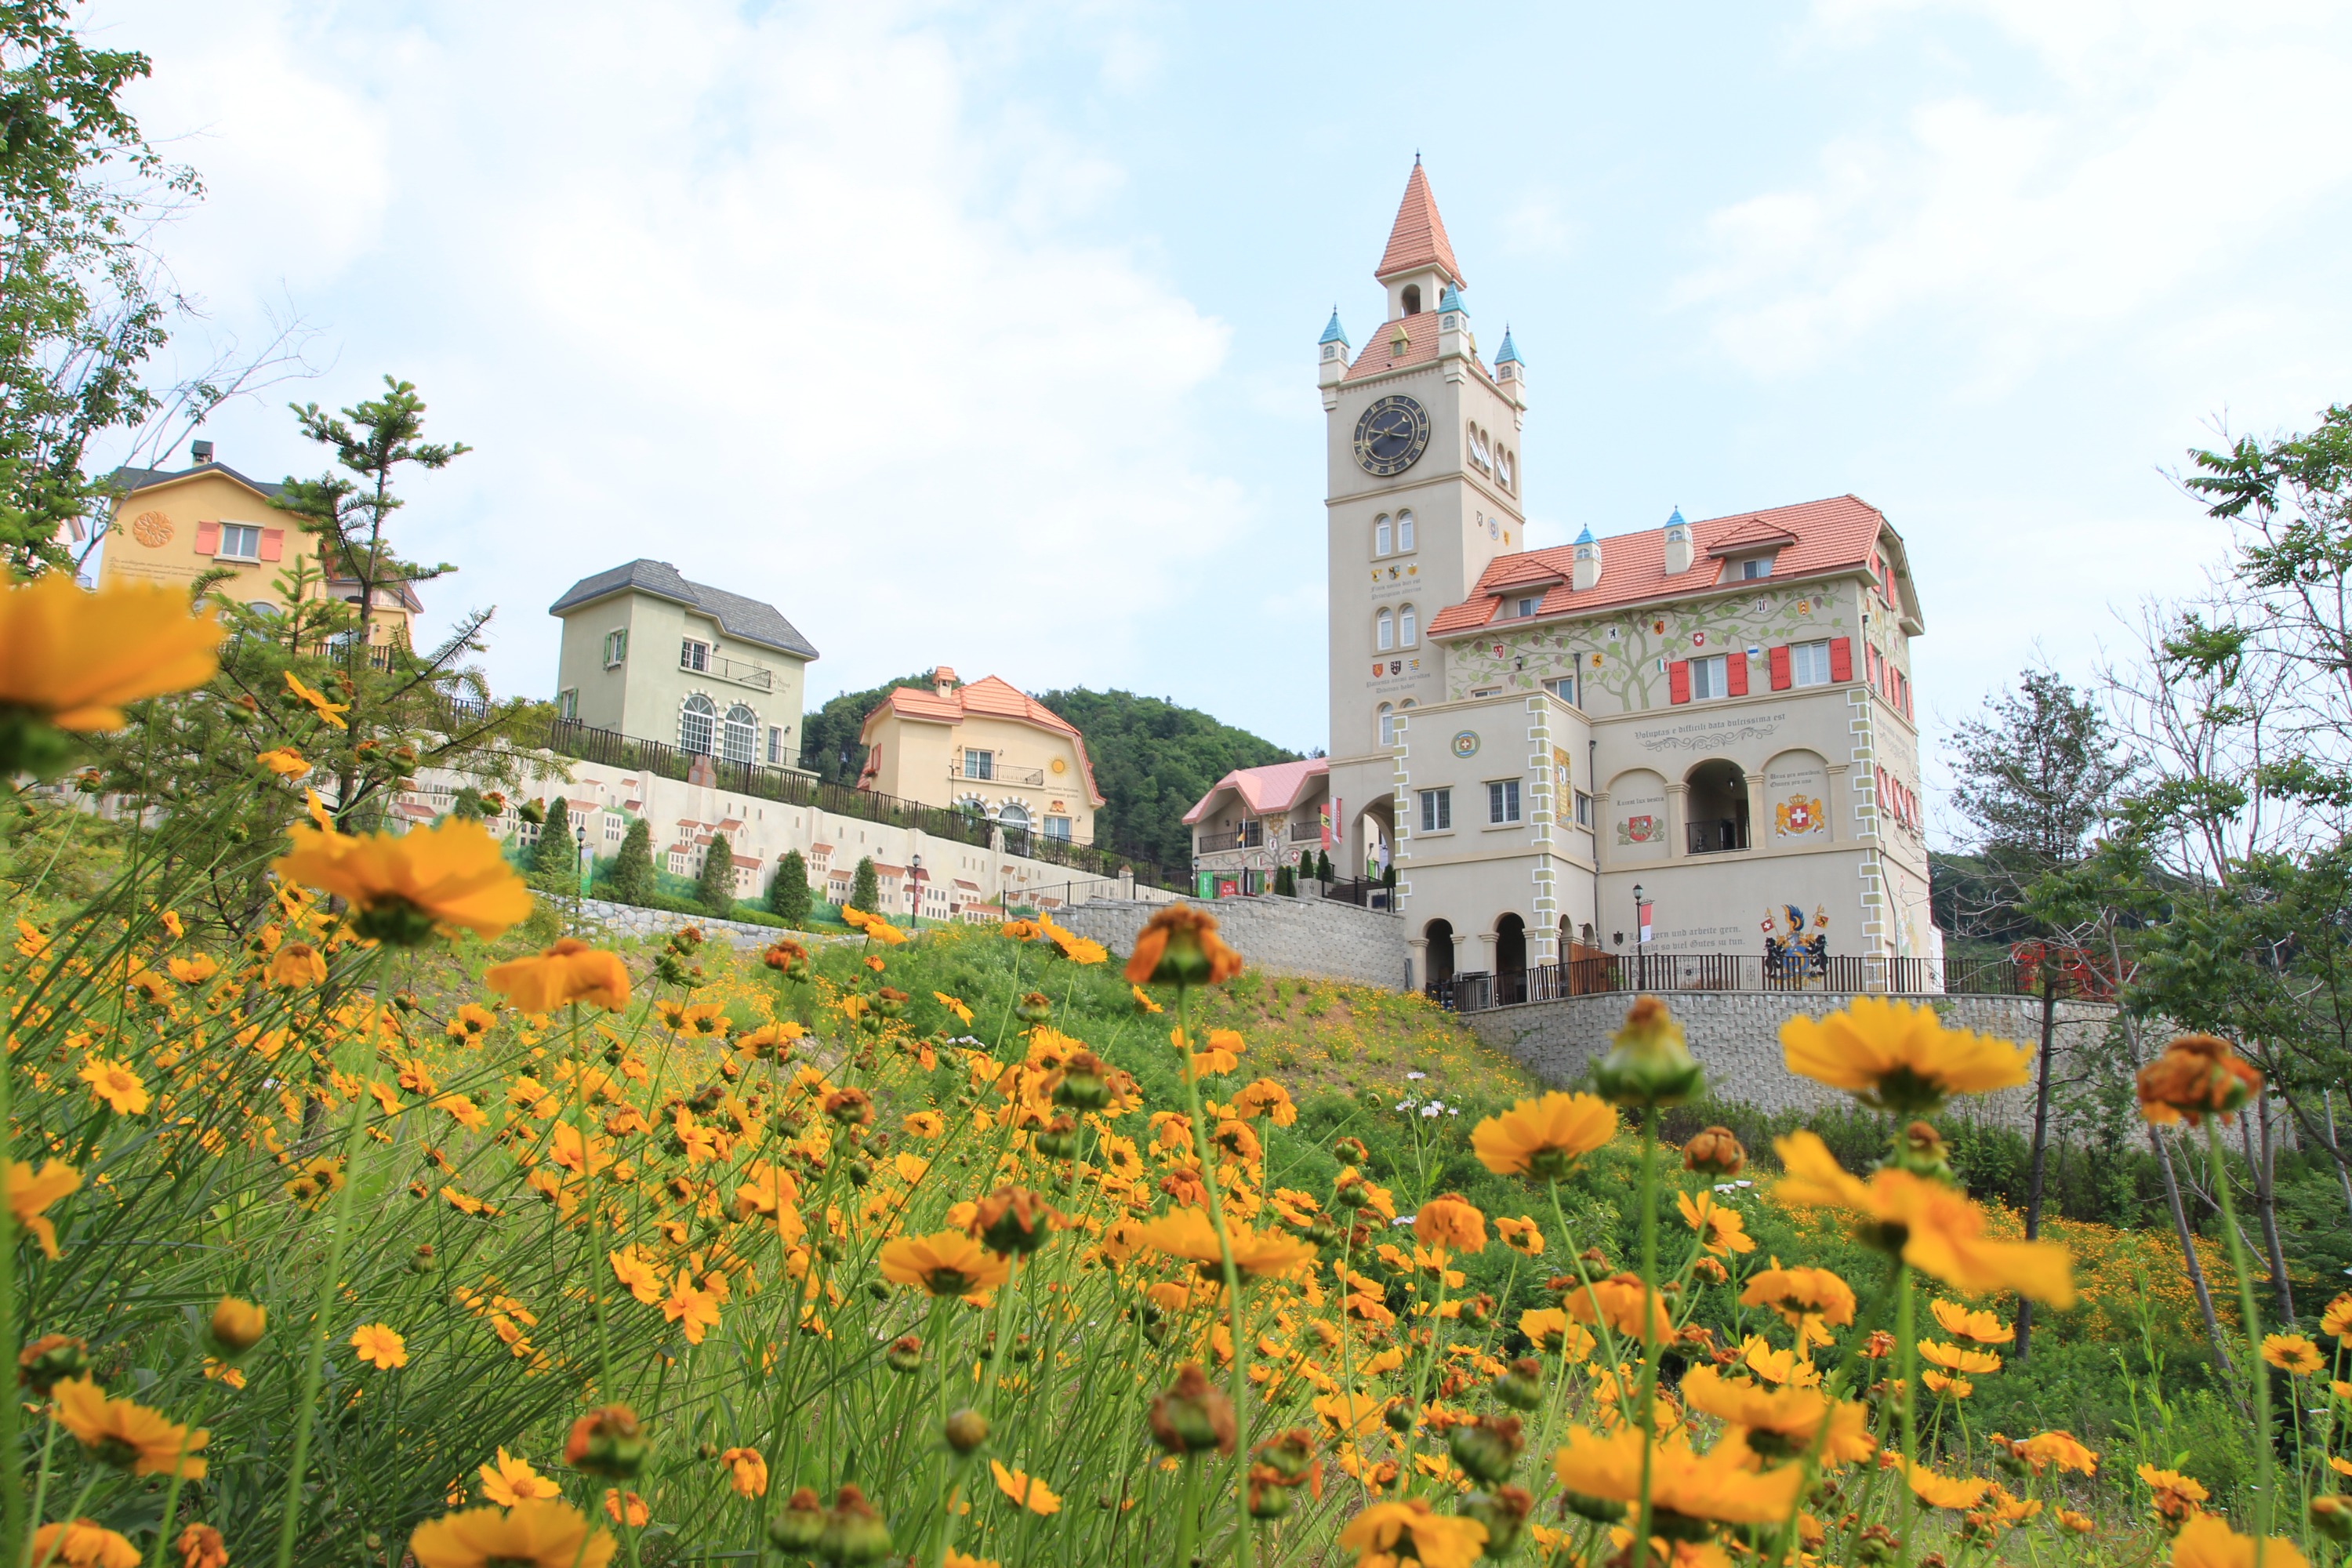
[1662,507,1693,575]
[1571,526,1602,591]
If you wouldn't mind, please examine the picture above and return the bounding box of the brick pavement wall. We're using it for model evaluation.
[1465,991,2118,1133]
[1050,896,1407,988]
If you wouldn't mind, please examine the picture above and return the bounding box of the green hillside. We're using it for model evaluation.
[1036,686,1301,869]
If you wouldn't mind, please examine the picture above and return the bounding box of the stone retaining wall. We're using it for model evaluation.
[568,898,859,952]
[1465,990,2119,1131]
[1050,895,1406,988]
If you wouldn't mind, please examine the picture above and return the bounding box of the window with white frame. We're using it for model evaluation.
[1399,604,1417,645]
[1376,609,1395,651]
[557,688,579,720]
[1397,510,1415,550]
[679,693,716,754]
[1689,654,1730,699]
[1377,703,1395,746]
[1044,816,1072,841]
[1374,515,1392,556]
[1512,595,1541,619]
[1417,787,1452,833]
[603,629,628,666]
[217,523,262,561]
[721,703,758,764]
[1790,640,1832,687]
[1487,779,1521,824]
[768,726,785,764]
[1544,674,1577,706]
[964,748,993,780]
[681,638,710,672]
[1574,790,1593,826]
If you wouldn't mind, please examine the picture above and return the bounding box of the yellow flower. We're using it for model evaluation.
[1901,1464,1990,1510]
[28,1520,140,1568]
[2321,1290,2352,1342]
[1131,983,1163,1014]
[1922,1370,1973,1399]
[945,1552,1000,1568]
[1739,1265,1855,1336]
[409,1501,616,1568]
[175,1523,228,1568]
[1337,1497,1487,1568]
[1471,1091,1616,1178]
[78,1057,149,1115]
[1930,1298,2010,1344]
[1414,1192,1487,1254]
[2137,1034,2263,1127]
[477,1447,561,1505]
[2139,1463,2210,1523]
[1780,997,2029,1112]
[902,1111,946,1138]
[2169,1511,2310,1568]
[720,1446,768,1497]
[282,670,349,729]
[2262,1333,2324,1375]
[350,1323,408,1369]
[0,572,222,730]
[1516,1307,1595,1359]
[2020,1430,2099,1475]
[601,1491,649,1527]
[8,1159,79,1258]
[662,1272,720,1343]
[933,991,974,1025]
[209,1298,267,1356]
[486,938,632,1012]
[1563,1272,1674,1343]
[1137,1207,1316,1279]
[267,941,328,988]
[1552,1425,1802,1526]
[1125,904,1244,987]
[1494,1216,1545,1257]
[274,818,532,943]
[1774,1131,2074,1305]
[165,954,217,985]
[1676,1189,1755,1256]
[880,1231,1014,1296]
[989,1458,1062,1515]
[53,1377,208,1478]
[1677,1366,1875,1467]
[255,747,310,778]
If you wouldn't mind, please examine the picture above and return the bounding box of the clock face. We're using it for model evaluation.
[1352,394,1431,477]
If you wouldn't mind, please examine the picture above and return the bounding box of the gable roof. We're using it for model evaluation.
[858,673,1106,806]
[1182,757,1329,825]
[1426,495,1917,637]
[1376,161,1465,285]
[107,462,289,504]
[549,559,819,660]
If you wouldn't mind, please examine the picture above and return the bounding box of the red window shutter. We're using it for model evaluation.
[1726,651,1748,696]
[259,528,285,561]
[1769,645,1791,691]
[1668,660,1690,705]
[1829,637,1853,682]
[194,520,220,555]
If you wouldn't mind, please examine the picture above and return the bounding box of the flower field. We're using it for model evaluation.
[0,576,2347,1568]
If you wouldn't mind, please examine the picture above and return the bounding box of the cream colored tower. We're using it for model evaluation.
[1320,161,1530,876]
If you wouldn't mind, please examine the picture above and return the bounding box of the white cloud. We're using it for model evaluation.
[89,0,1240,709]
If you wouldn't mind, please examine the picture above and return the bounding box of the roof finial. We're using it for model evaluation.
[1414,150,1421,165]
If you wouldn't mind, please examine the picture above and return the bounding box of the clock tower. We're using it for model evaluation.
[1320,159,1529,876]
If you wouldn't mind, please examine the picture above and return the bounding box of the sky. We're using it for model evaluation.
[81,0,2352,837]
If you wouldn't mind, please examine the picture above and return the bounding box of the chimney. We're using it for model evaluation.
[931,666,958,699]
[190,439,215,465]
[1662,508,1693,575]
[1570,527,1601,592]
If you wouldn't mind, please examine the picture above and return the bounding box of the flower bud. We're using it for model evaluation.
[1382,1402,1416,1434]
[1461,1486,1534,1555]
[2136,1033,2262,1126]
[885,1334,924,1374]
[1888,1120,1955,1182]
[1592,996,1703,1108]
[1033,1115,1080,1161]
[1333,1136,1369,1164]
[1457,1292,1495,1330]
[2312,1495,2352,1545]
[768,1487,827,1552]
[564,1405,648,1479]
[820,1485,892,1565]
[1493,1357,1544,1411]
[944,1408,989,1453]
[1446,1414,1524,1484]
[1333,1173,1370,1210]
[971,1185,1060,1257]
[16,1334,88,1395]
[1681,1125,1746,1176]
[1245,1475,1294,1519]
[1014,992,1053,1025]
[1149,1363,1236,1457]
[209,1298,267,1357]
[1051,1051,1112,1112]
[1252,1428,1318,1483]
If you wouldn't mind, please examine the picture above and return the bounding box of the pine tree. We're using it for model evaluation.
[608,817,656,906]
[697,832,739,916]
[1274,865,1294,896]
[848,855,880,914]
[1316,849,1334,883]
[532,797,577,885]
[769,848,811,926]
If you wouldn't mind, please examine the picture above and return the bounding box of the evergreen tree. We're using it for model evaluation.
[848,855,880,913]
[769,848,811,926]
[697,832,739,916]
[532,797,576,884]
[608,817,655,906]
[1274,865,1294,896]
[1316,849,1334,883]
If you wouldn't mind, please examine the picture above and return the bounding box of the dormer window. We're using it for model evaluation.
[1402,284,1422,314]
[1718,554,1776,584]
[1512,596,1541,619]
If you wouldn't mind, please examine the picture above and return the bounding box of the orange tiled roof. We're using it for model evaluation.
[860,673,1105,805]
[1377,162,1464,285]
[1426,495,1902,637]
[1346,312,1439,381]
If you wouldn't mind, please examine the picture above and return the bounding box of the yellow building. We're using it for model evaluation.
[856,667,1104,845]
[99,447,419,641]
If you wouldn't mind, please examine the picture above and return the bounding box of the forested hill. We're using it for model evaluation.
[1036,688,1301,871]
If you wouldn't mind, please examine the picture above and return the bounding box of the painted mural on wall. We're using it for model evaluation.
[1763,901,1831,980]
[1610,768,1668,861]
[1446,584,1857,714]
[1764,750,1830,841]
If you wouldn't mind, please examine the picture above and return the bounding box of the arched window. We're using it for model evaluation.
[1397,510,1415,551]
[679,694,716,756]
[1378,703,1395,746]
[1402,284,1422,314]
[1374,515,1391,556]
[721,703,758,764]
[1376,609,1395,651]
[1399,604,1417,646]
[998,800,1030,830]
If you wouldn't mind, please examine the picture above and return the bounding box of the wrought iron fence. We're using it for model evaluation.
[1425,952,2040,1012]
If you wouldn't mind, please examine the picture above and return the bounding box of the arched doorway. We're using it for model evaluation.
[1496,913,1526,1004]
[1423,919,1455,995]
[1684,758,1751,855]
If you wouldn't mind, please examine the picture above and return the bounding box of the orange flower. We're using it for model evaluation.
[274,818,532,943]
[879,1232,1011,1297]
[1739,1265,1855,1334]
[2136,1034,2263,1126]
[175,1524,228,1568]
[1552,1425,1802,1526]
[409,1500,615,1568]
[53,1377,208,1478]
[27,1520,139,1568]
[267,941,328,988]
[1136,1207,1316,1279]
[1494,1216,1545,1258]
[283,670,350,728]
[78,1058,149,1115]
[2169,1511,2310,1568]
[1336,1497,1486,1568]
[1562,1272,1673,1343]
[2262,1333,2323,1375]
[989,1458,1062,1515]
[662,1272,720,1343]
[1901,1464,1991,1511]
[1774,1132,2074,1306]
[1677,1366,1875,1467]
[255,746,310,778]
[486,938,632,1012]
[1780,997,2030,1112]
[1124,904,1243,987]
[2321,1290,2352,1342]
[350,1323,408,1369]
[1929,1298,2010,1344]
[1414,1192,1488,1254]
[1472,1091,1616,1178]
[477,1447,561,1505]
[719,1446,768,1497]
[0,572,222,731]
[7,1159,79,1258]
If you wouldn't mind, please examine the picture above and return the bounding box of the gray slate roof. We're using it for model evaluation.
[549,559,819,660]
[107,462,289,500]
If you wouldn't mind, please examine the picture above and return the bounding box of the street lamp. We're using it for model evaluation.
[1632,882,1645,985]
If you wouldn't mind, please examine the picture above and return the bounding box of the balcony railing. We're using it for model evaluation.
[953,761,1046,786]
[679,650,773,691]
[1686,818,1751,855]
[1425,953,2040,1012]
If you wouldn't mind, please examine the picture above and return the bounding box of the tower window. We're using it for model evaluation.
[1374,515,1391,557]
[1377,702,1395,746]
[1399,604,1417,646]
[1397,510,1415,551]
[679,693,717,756]
[1376,609,1394,651]
[1402,284,1422,314]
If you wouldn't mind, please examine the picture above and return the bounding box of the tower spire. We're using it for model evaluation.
[1375,160,1464,286]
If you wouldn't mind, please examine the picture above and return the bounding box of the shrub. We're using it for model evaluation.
[848,854,879,913]
[696,831,739,916]
[607,816,656,905]
[768,848,811,925]
[529,795,576,884]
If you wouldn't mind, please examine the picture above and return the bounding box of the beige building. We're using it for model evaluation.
[549,561,818,771]
[1184,758,1332,895]
[1303,164,1936,996]
[100,447,420,644]
[856,668,1105,845]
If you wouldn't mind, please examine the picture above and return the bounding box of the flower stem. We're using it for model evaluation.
[0,1032,22,1568]
[1897,1266,1916,1568]
[271,1092,372,1568]
[1631,1109,1661,1556]
[2205,1116,2274,1551]
[1171,984,1250,1568]
[1174,1454,1200,1568]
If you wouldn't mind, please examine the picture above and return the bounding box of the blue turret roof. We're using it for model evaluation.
[1318,308,1348,347]
[1436,283,1465,316]
[1494,325,1520,365]
[1574,525,1595,546]
[1667,506,1686,530]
